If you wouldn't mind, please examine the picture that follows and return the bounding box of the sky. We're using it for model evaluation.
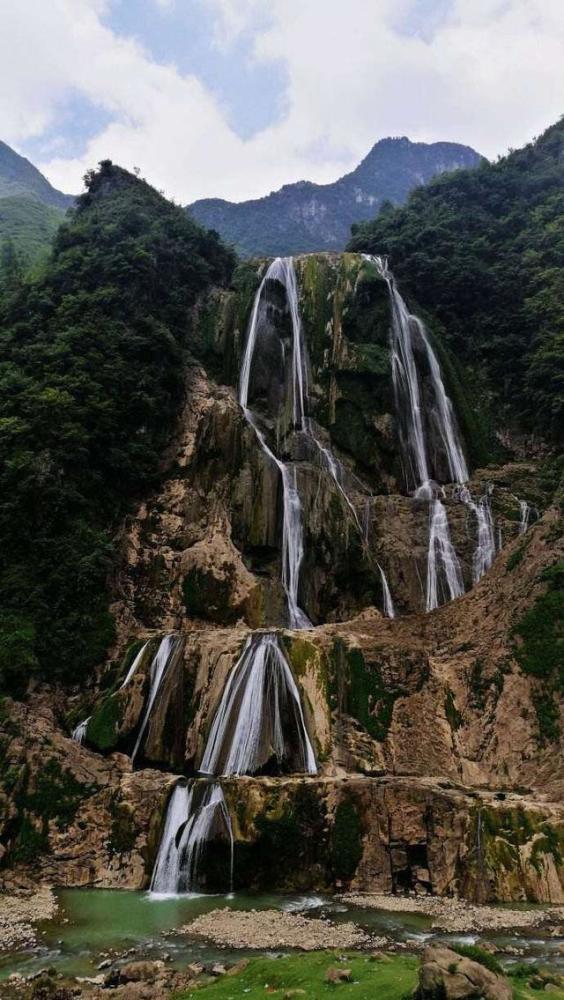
[2,0,564,204]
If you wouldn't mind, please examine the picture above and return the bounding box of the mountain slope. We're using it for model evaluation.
[0,195,63,264]
[0,141,74,267]
[348,118,564,443]
[0,140,72,209]
[188,137,483,256]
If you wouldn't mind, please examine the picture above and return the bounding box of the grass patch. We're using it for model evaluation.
[449,942,503,975]
[175,952,419,1000]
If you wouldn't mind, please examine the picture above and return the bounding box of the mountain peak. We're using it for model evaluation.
[188,136,483,257]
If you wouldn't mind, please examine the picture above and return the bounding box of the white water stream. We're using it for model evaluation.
[199,632,317,777]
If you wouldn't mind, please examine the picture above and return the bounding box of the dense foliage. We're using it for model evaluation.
[189,138,481,257]
[348,118,564,443]
[0,161,234,691]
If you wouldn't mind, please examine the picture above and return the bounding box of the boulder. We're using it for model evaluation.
[325,966,352,983]
[118,960,165,983]
[416,945,512,1000]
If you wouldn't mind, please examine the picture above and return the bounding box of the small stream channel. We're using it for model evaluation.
[1,890,562,982]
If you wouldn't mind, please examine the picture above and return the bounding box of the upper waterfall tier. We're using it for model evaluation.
[106,252,526,630]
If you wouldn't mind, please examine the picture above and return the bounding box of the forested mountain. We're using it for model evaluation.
[0,140,73,268]
[0,160,235,689]
[0,140,71,208]
[348,118,564,445]
[188,137,482,256]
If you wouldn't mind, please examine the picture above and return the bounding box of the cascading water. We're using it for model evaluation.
[199,632,317,777]
[150,782,233,896]
[150,782,192,895]
[464,489,496,583]
[131,634,182,764]
[120,639,150,690]
[378,565,396,619]
[71,717,91,744]
[370,255,467,611]
[71,641,150,746]
[519,499,530,534]
[239,258,311,629]
[426,499,465,610]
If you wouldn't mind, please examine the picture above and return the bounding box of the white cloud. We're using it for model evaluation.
[1,0,564,203]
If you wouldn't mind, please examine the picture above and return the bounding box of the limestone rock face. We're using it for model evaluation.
[417,944,512,1000]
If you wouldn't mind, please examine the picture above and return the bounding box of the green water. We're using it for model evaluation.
[0,890,562,982]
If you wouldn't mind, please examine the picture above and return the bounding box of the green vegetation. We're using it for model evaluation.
[449,942,503,975]
[349,117,564,443]
[86,694,123,752]
[176,951,419,1000]
[0,160,234,693]
[2,758,98,865]
[444,688,462,730]
[512,561,564,743]
[332,642,410,742]
[475,805,564,884]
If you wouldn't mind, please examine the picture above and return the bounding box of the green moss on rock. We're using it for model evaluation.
[512,560,563,744]
[87,694,123,752]
[333,641,397,742]
[182,567,234,623]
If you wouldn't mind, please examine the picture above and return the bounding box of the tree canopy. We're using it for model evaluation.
[0,160,235,691]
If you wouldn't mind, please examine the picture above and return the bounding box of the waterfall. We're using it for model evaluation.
[370,255,466,611]
[470,495,496,583]
[150,782,192,895]
[119,640,150,690]
[199,632,317,778]
[240,256,372,626]
[519,499,530,534]
[71,716,91,744]
[378,565,395,619]
[150,782,234,897]
[426,499,465,611]
[131,634,182,764]
[239,258,311,629]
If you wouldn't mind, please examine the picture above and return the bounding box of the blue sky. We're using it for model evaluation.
[2,0,564,203]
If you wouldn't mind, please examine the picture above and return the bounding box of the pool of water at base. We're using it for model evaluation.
[1,890,562,981]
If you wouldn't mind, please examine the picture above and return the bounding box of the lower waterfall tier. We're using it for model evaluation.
[0,499,562,902]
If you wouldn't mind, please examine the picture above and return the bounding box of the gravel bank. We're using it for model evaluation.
[341,894,564,933]
[0,885,57,952]
[182,908,380,951]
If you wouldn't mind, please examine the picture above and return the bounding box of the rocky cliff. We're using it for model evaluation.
[0,252,561,903]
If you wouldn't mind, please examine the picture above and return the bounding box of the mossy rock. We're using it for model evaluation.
[231,784,329,891]
[87,694,124,752]
[182,567,236,623]
[331,640,397,742]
